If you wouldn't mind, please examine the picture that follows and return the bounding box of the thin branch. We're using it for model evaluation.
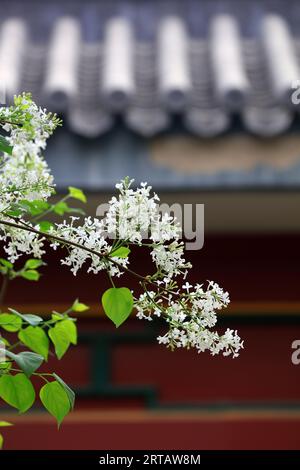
[0,218,180,296]
[0,218,146,282]
[0,119,22,126]
[0,219,107,259]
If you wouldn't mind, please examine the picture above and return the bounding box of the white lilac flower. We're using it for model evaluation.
[182,281,193,292]
[151,241,192,280]
[52,216,130,277]
[104,178,159,243]
[0,93,60,212]
[0,220,45,263]
[137,280,243,358]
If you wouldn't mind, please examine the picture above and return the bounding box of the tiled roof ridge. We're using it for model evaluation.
[1,4,300,137]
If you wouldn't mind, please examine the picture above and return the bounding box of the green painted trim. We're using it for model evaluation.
[74,328,300,411]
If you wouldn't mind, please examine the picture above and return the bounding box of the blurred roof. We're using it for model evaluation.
[1,0,300,138]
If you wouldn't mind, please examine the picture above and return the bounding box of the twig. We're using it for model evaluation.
[0,218,180,297]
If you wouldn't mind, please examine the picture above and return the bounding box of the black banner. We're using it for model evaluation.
[0,450,299,466]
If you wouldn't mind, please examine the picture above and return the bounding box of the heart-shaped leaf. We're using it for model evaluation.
[18,326,49,360]
[102,287,133,327]
[39,381,71,426]
[0,313,22,332]
[0,373,35,412]
[49,319,77,359]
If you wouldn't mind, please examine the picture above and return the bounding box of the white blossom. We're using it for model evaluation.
[52,216,129,277]
[0,93,59,212]
[139,281,243,358]
[151,242,191,280]
[0,220,45,262]
[0,95,243,358]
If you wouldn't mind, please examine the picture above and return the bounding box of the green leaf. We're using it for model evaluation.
[53,201,85,216]
[56,320,77,345]
[18,200,49,216]
[52,373,75,410]
[0,362,12,372]
[9,309,43,326]
[68,186,87,203]
[110,246,131,258]
[24,259,44,269]
[0,135,13,155]
[0,259,13,269]
[0,313,22,332]
[48,327,70,359]
[49,319,77,359]
[51,312,64,321]
[72,300,89,312]
[22,314,43,326]
[37,221,54,233]
[102,287,133,328]
[5,206,25,217]
[0,258,13,275]
[6,351,43,377]
[18,326,49,360]
[39,381,71,426]
[53,201,68,216]
[0,434,3,450]
[21,270,40,281]
[0,373,35,412]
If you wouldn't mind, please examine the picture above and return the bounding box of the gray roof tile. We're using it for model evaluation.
[1,0,300,137]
